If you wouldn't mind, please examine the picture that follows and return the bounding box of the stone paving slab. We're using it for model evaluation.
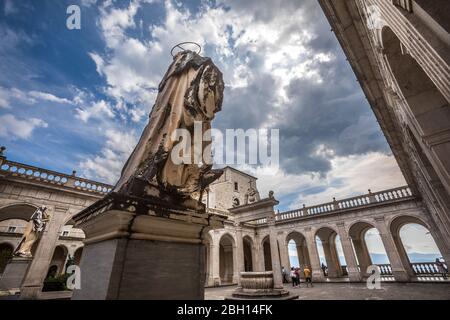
[205,283,450,300]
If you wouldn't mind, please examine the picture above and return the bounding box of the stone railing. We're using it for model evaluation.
[275,186,413,223]
[411,262,447,276]
[0,160,113,196]
[377,264,393,276]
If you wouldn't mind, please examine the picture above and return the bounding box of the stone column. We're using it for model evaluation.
[392,234,415,277]
[352,238,372,277]
[373,217,410,282]
[253,235,265,272]
[304,227,324,282]
[277,232,291,282]
[210,230,221,286]
[268,219,283,289]
[20,205,70,299]
[235,224,244,286]
[321,241,340,277]
[302,244,311,267]
[336,222,362,282]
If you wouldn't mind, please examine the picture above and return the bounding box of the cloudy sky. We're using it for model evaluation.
[0,0,409,212]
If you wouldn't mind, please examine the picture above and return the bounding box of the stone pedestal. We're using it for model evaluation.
[71,193,225,300]
[0,257,31,292]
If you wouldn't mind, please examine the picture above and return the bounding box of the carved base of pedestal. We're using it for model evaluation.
[227,288,298,300]
[0,257,31,292]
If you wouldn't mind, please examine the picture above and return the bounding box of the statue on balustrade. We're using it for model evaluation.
[13,205,50,258]
[114,46,225,211]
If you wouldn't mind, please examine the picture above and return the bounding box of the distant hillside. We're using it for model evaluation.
[369,252,441,264]
[289,252,442,269]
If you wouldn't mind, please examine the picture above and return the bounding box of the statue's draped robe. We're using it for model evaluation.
[14,207,49,257]
[114,51,224,202]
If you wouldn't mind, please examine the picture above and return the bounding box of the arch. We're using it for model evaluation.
[47,245,69,277]
[219,233,235,284]
[242,235,254,272]
[349,221,390,277]
[315,227,345,278]
[389,215,445,277]
[0,242,14,274]
[389,215,430,235]
[286,231,310,273]
[261,236,272,271]
[73,247,83,266]
[0,203,38,222]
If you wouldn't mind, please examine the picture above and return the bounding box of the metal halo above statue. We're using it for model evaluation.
[170,41,202,57]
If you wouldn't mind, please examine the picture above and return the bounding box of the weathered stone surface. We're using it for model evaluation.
[0,257,31,291]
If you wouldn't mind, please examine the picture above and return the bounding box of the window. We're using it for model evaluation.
[234,182,238,191]
[62,231,69,236]
[7,226,16,233]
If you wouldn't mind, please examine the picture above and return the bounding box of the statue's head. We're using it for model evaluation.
[40,205,47,211]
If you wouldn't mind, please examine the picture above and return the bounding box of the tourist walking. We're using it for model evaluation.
[294,267,301,288]
[321,263,327,276]
[304,266,313,287]
[282,266,288,283]
[290,267,299,287]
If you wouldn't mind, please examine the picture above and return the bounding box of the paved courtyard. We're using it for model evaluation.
[205,283,450,300]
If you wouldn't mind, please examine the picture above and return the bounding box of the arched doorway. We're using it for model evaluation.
[315,227,345,278]
[0,243,14,275]
[47,245,69,277]
[219,234,235,284]
[73,247,83,266]
[262,236,272,271]
[286,231,310,275]
[243,236,254,272]
[390,215,446,278]
[349,222,391,277]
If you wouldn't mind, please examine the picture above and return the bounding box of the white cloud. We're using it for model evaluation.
[0,114,48,140]
[29,91,72,104]
[0,86,72,108]
[75,100,115,122]
[3,0,17,16]
[78,129,138,184]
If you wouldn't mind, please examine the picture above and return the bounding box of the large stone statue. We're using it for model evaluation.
[71,48,227,300]
[114,49,225,210]
[13,205,49,258]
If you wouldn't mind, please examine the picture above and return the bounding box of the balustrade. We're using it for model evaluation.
[276,186,413,223]
[377,264,393,275]
[0,160,113,195]
[411,262,447,276]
